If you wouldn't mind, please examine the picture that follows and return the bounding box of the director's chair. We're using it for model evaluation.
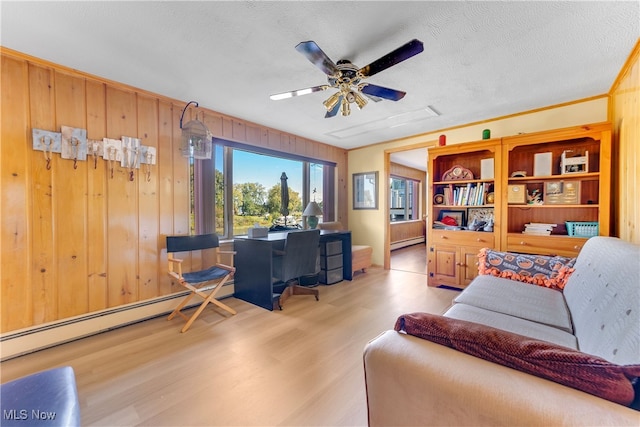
[166,234,236,332]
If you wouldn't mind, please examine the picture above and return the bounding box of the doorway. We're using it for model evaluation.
[387,145,433,274]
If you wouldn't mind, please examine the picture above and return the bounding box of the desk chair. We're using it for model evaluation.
[166,234,236,332]
[318,222,372,275]
[272,229,321,309]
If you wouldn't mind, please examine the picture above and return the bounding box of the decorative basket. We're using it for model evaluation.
[566,221,599,237]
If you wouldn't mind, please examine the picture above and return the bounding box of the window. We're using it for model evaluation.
[191,139,335,239]
[390,176,420,222]
[232,150,303,235]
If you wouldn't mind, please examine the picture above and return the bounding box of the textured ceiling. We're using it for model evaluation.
[2,1,638,162]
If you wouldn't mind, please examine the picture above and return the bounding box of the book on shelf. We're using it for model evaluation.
[522,222,557,235]
[443,183,487,206]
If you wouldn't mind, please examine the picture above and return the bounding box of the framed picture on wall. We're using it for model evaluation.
[353,172,378,209]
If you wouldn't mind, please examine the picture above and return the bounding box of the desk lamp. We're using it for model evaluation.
[303,201,323,229]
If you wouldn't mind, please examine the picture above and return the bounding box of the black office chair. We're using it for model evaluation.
[272,229,321,309]
[166,234,236,332]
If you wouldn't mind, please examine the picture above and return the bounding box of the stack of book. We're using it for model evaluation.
[443,183,488,206]
[522,222,557,235]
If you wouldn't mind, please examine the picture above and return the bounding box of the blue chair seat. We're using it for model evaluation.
[182,266,229,284]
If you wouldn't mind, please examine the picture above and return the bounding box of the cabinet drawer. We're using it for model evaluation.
[320,267,343,285]
[506,234,586,257]
[321,240,342,256]
[431,230,494,247]
[321,254,343,270]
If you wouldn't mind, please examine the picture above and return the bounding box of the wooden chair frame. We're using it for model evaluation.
[166,234,237,332]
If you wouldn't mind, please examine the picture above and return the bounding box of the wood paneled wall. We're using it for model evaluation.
[0,49,347,333]
[611,39,640,244]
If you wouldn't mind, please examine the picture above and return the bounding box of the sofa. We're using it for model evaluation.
[364,236,640,426]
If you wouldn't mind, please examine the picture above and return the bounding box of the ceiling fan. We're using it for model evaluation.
[270,39,424,118]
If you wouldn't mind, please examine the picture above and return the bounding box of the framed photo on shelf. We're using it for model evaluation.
[437,210,465,227]
[507,184,526,204]
[544,180,580,204]
[353,171,378,209]
[467,208,494,227]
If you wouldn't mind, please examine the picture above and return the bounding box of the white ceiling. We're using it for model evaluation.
[2,1,638,165]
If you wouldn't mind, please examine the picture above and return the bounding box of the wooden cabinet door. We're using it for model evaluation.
[460,246,481,286]
[428,244,459,287]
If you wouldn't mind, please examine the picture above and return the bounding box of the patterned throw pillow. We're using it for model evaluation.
[477,248,576,290]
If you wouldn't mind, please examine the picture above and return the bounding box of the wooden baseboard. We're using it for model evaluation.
[0,284,234,361]
[390,237,425,251]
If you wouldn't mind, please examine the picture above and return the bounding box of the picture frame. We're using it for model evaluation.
[544,180,581,204]
[437,209,466,227]
[353,171,378,209]
[507,184,527,204]
[467,208,494,227]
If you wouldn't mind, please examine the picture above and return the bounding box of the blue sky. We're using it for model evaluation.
[232,150,303,192]
[214,147,324,202]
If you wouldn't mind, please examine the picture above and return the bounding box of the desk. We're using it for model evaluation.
[234,230,352,310]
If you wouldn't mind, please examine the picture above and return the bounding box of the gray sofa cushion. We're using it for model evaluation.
[445,303,578,349]
[454,275,573,333]
[563,236,640,365]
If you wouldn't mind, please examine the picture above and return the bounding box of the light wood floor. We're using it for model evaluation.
[1,267,457,426]
[390,243,427,275]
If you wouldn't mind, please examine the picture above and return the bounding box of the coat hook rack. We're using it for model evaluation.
[32,129,62,171]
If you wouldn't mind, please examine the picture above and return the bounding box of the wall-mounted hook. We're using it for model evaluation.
[108,146,117,179]
[41,136,53,170]
[33,130,61,170]
[70,137,79,169]
[145,151,153,182]
[61,126,87,166]
[88,140,101,169]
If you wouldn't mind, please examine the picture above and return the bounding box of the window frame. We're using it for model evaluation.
[192,138,336,239]
[389,174,420,222]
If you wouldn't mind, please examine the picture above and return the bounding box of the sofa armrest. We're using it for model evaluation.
[364,330,638,426]
[0,366,80,426]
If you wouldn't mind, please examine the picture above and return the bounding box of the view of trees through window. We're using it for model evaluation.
[192,143,327,238]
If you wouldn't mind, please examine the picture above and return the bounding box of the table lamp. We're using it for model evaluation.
[303,201,323,229]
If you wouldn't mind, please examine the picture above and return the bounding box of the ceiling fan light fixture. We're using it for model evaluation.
[323,92,341,111]
[340,99,351,116]
[353,91,368,110]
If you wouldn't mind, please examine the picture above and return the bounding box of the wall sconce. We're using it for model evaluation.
[303,201,323,229]
[179,101,212,159]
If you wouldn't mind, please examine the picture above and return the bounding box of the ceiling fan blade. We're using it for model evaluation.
[363,93,383,103]
[358,39,424,78]
[295,41,340,76]
[270,85,329,101]
[360,84,406,101]
[324,95,343,118]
